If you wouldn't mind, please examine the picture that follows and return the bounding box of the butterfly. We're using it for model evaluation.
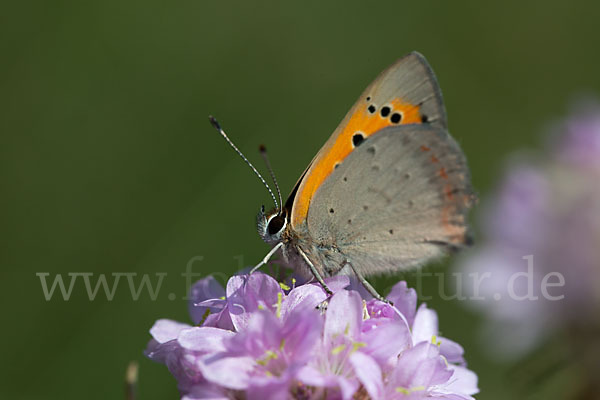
[211,51,475,301]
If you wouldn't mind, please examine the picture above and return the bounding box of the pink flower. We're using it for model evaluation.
[146,273,478,399]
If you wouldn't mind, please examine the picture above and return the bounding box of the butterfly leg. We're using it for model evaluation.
[297,247,333,296]
[345,261,392,304]
[251,242,283,274]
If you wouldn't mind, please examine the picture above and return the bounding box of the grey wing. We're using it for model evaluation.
[305,124,475,277]
[362,51,447,129]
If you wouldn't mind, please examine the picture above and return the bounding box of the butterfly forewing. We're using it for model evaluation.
[290,52,447,227]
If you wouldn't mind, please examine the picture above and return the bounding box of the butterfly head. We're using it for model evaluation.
[257,206,287,244]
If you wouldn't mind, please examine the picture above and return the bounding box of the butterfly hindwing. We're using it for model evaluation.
[304,124,474,277]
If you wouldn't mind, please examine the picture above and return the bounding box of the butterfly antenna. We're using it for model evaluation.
[209,116,279,211]
[259,145,283,215]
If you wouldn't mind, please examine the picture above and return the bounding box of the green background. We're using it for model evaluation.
[2,1,598,399]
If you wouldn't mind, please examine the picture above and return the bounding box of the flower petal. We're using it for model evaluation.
[247,373,294,400]
[226,273,283,331]
[297,366,358,400]
[282,283,328,317]
[202,305,235,330]
[324,275,351,292]
[349,352,383,400]
[325,290,363,341]
[178,327,235,353]
[296,365,328,387]
[387,281,417,325]
[443,365,479,396]
[188,276,227,324]
[280,306,322,361]
[198,355,255,390]
[182,383,229,400]
[362,320,411,367]
[337,376,360,400]
[226,310,282,357]
[411,304,439,345]
[150,319,191,344]
[392,342,451,390]
[438,337,465,365]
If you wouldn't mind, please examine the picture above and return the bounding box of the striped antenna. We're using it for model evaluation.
[259,145,283,216]
[209,116,279,212]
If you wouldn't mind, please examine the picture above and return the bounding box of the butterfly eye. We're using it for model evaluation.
[267,215,286,235]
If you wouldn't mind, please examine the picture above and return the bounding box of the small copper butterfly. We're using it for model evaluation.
[211,52,475,301]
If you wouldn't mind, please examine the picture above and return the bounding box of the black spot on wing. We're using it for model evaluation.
[391,113,402,124]
[352,133,365,147]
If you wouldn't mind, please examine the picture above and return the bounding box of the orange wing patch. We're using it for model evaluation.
[292,98,423,224]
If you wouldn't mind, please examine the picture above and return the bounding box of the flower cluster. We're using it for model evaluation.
[456,101,600,357]
[146,273,478,399]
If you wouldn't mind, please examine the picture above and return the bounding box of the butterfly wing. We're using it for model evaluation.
[304,124,474,277]
[290,52,446,227]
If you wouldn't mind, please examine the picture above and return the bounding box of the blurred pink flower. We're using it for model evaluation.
[456,101,600,358]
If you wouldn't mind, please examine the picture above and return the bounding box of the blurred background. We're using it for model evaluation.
[2,1,600,399]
